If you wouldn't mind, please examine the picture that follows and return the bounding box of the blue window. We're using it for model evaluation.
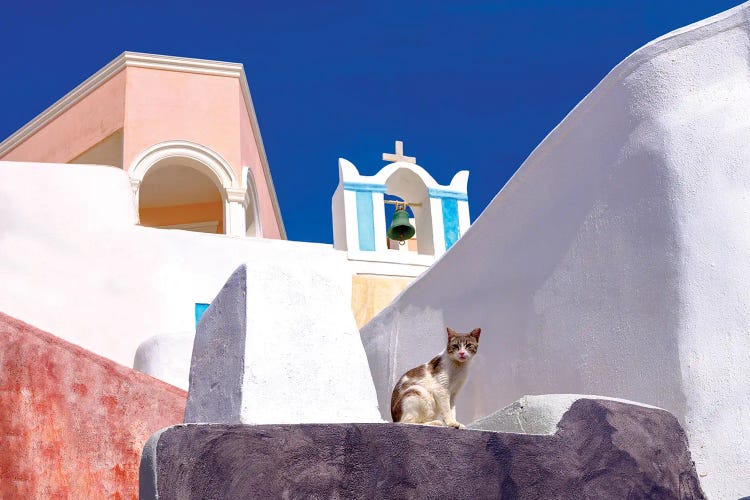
[195,303,210,328]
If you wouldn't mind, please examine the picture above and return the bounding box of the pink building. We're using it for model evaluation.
[0,52,285,239]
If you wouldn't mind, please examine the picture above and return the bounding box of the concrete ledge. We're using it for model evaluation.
[468,393,660,435]
[141,399,704,499]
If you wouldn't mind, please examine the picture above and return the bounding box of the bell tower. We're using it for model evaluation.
[332,140,471,278]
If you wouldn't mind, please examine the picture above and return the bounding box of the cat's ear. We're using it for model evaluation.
[447,327,457,339]
[470,328,481,340]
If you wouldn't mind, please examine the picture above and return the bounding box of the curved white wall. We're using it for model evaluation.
[362,4,750,498]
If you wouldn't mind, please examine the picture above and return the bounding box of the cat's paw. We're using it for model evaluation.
[445,420,465,429]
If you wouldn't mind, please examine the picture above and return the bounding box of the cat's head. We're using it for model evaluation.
[446,327,481,363]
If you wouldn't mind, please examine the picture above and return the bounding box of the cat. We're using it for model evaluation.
[390,327,481,428]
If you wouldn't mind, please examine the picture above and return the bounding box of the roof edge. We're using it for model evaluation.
[0,51,286,239]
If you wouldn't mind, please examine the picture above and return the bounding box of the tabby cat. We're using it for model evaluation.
[390,327,481,428]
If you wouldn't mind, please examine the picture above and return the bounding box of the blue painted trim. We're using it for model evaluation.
[428,188,468,201]
[355,191,376,251]
[442,198,460,250]
[195,303,210,328]
[344,182,388,193]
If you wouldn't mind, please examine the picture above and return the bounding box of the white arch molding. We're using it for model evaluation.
[128,141,254,237]
[242,167,262,237]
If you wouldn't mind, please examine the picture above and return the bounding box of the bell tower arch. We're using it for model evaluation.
[332,140,471,277]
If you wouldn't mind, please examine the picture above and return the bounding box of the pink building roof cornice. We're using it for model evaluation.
[0,51,286,239]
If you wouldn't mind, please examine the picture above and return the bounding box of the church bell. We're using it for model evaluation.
[387,207,416,243]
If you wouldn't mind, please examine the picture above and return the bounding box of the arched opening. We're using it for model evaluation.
[138,159,225,234]
[384,194,418,253]
[384,167,433,255]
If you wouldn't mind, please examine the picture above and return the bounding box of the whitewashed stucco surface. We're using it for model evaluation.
[0,161,381,421]
[0,161,361,383]
[134,333,195,388]
[184,263,382,424]
[362,4,750,498]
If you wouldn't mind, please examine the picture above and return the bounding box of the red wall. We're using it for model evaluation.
[0,312,187,499]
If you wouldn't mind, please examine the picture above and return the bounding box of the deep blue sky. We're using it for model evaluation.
[0,1,741,243]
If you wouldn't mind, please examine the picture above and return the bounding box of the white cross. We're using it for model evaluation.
[382,140,416,164]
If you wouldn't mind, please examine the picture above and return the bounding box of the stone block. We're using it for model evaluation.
[141,398,704,499]
[468,393,659,434]
[184,262,382,424]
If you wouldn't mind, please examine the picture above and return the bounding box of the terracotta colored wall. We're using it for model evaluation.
[139,201,224,233]
[239,88,282,239]
[0,72,126,163]
[0,312,186,499]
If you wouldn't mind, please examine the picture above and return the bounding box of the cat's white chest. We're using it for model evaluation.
[446,366,468,395]
[432,362,468,396]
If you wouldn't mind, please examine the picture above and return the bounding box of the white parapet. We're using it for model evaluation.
[184,262,383,424]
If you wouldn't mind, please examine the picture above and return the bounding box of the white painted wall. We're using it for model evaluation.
[239,252,382,423]
[183,262,382,424]
[134,333,195,388]
[0,161,356,378]
[361,4,750,498]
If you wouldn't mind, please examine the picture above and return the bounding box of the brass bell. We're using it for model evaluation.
[387,207,416,243]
